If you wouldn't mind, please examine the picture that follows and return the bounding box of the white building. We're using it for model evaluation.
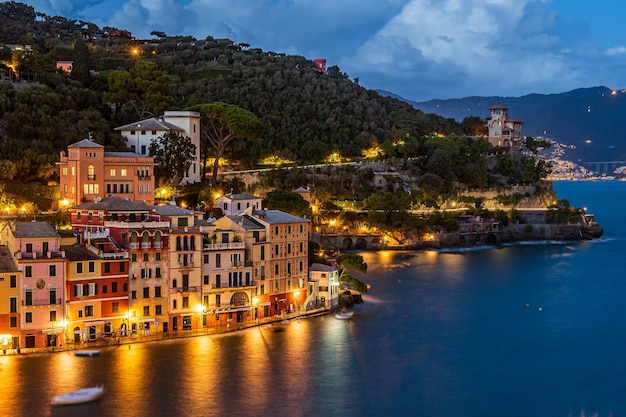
[115,111,201,184]
[308,263,340,309]
[215,193,262,216]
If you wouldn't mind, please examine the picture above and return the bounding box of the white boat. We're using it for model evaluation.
[334,308,354,320]
[51,386,104,406]
[74,349,100,357]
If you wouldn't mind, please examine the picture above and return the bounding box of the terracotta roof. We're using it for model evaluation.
[61,245,100,261]
[114,117,184,132]
[8,221,60,238]
[0,245,19,273]
[74,195,152,212]
[68,138,104,149]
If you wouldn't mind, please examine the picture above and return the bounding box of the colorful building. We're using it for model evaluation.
[215,204,310,320]
[57,138,157,207]
[0,222,66,349]
[0,245,21,352]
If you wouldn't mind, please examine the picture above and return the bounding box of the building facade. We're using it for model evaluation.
[487,103,524,148]
[115,111,201,184]
[57,138,157,207]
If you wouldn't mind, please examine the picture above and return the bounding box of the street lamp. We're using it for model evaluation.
[195,304,204,336]
[252,296,259,324]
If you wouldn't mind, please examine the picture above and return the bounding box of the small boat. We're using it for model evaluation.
[51,386,104,406]
[334,308,354,320]
[74,349,100,357]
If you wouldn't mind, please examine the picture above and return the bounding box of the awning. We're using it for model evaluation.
[83,320,105,326]
[41,328,63,334]
[216,307,252,314]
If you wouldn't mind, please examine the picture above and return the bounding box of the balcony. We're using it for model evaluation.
[105,220,170,229]
[174,286,201,293]
[23,298,62,306]
[203,242,245,251]
[206,281,256,290]
[87,174,96,180]
[17,250,65,260]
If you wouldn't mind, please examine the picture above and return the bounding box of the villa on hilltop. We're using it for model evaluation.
[487,103,523,148]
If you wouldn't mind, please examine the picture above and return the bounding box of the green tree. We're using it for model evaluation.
[104,60,174,120]
[336,253,369,293]
[186,102,264,186]
[149,131,196,184]
[71,36,91,86]
[262,189,311,217]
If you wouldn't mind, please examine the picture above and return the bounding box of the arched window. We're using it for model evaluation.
[88,165,95,180]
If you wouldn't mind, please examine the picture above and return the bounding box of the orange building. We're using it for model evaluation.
[57,138,157,207]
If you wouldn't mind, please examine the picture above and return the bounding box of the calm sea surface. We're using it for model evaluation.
[2,181,625,417]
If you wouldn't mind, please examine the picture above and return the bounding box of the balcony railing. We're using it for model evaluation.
[23,298,62,306]
[206,281,256,290]
[105,221,170,229]
[87,174,96,180]
[17,250,65,260]
[174,286,201,293]
[203,242,245,251]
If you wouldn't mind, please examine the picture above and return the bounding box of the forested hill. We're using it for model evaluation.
[405,87,626,163]
[0,1,465,185]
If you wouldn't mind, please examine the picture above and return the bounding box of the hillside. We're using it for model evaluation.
[405,87,626,163]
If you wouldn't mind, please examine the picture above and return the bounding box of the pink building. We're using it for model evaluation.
[0,222,66,350]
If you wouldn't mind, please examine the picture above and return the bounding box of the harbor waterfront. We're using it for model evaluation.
[1,180,625,417]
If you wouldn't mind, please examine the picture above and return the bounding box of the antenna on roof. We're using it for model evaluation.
[88,131,93,140]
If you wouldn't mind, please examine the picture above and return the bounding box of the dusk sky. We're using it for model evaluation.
[10,0,626,102]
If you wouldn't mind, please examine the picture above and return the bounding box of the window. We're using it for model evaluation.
[121,169,127,177]
[203,254,209,264]
[104,263,110,273]
[25,266,32,277]
[143,287,149,298]
[10,275,16,288]
[156,252,161,261]
[110,169,116,177]
[155,268,161,278]
[260,246,265,261]
[112,282,118,293]
[50,310,57,321]
[275,244,279,255]
[182,296,189,308]
[143,253,149,262]
[62,167,68,176]
[275,264,279,275]
[141,145,146,154]
[102,285,108,294]
[123,283,128,292]
[156,305,162,315]
[88,261,95,273]
[173,299,177,309]
[275,226,279,235]
[204,275,209,285]
[260,284,265,295]
[25,312,32,323]
[131,291,137,299]
[76,263,83,274]
[215,274,221,288]
[216,254,221,268]
[155,286,161,298]
[215,294,221,307]
[143,306,150,316]
[49,265,56,277]
[287,244,291,254]
[84,306,93,317]
[132,254,137,262]
[10,317,17,328]
[10,297,17,313]
[112,302,119,313]
[25,290,32,306]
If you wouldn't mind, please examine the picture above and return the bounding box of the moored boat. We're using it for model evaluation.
[334,308,354,320]
[74,349,100,357]
[51,386,104,406]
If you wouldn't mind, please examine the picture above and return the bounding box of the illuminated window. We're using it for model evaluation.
[110,169,116,177]
[71,167,75,176]
[62,167,68,176]
[121,169,127,177]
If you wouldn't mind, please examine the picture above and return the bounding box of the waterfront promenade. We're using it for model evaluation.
[3,307,331,356]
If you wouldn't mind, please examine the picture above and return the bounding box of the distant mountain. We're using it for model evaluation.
[390,87,626,163]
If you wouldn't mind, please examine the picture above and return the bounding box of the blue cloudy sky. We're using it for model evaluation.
[10,0,626,102]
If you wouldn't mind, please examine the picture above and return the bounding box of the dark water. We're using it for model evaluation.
[2,181,625,417]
